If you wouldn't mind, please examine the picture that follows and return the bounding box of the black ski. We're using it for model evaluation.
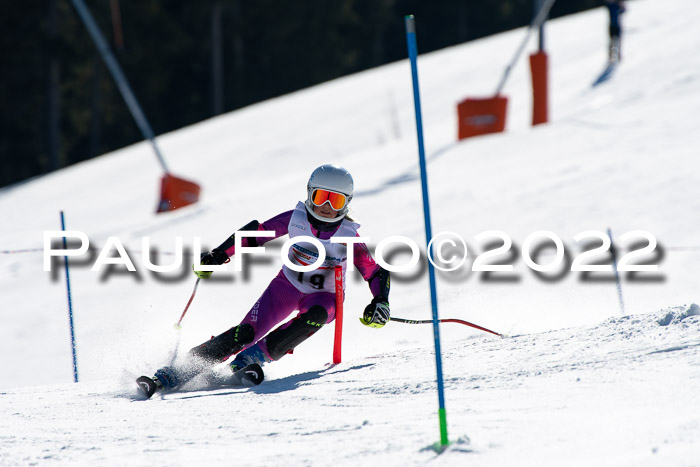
[135,363,263,398]
[231,363,264,387]
[136,375,161,399]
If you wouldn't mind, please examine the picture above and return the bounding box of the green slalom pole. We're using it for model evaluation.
[404,15,449,449]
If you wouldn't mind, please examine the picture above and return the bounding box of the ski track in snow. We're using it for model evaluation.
[2,0,700,464]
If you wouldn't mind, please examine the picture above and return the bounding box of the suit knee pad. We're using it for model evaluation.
[189,323,255,362]
[265,305,328,361]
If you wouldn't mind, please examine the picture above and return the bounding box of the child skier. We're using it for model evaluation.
[137,164,391,397]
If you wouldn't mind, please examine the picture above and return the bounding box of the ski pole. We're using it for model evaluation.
[607,228,626,316]
[174,277,201,329]
[390,316,503,337]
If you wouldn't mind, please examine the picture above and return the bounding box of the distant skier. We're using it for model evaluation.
[606,0,626,61]
[137,164,391,397]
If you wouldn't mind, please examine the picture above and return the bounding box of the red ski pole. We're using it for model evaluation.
[166,277,202,365]
[390,316,503,337]
[174,277,201,329]
[333,266,344,363]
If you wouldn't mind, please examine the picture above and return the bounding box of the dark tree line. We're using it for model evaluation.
[0,0,601,188]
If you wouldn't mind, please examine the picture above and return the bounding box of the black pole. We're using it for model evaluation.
[211,2,224,116]
[70,0,170,173]
[48,0,60,172]
[495,0,556,95]
[232,0,245,108]
[89,54,102,159]
[537,0,546,51]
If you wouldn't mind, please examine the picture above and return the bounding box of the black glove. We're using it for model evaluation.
[193,248,228,279]
[201,248,228,266]
[360,296,390,328]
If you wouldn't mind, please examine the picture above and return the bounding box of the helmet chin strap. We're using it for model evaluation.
[305,206,344,231]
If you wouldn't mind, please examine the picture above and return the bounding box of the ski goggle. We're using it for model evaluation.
[310,188,347,211]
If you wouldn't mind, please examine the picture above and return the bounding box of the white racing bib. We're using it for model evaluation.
[283,202,359,294]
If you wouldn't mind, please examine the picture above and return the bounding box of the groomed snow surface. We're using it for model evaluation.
[1,0,700,465]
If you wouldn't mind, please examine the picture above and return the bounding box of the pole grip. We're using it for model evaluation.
[333,266,344,364]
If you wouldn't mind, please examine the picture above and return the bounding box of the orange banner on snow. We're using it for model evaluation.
[457,95,508,140]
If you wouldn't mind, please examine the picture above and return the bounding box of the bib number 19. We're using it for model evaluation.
[297,272,326,290]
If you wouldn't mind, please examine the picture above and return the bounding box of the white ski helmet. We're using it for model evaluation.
[305,164,354,222]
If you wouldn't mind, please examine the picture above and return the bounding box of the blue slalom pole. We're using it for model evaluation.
[405,15,449,449]
[60,211,79,382]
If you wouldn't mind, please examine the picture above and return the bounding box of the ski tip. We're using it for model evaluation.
[232,363,264,387]
[135,376,158,399]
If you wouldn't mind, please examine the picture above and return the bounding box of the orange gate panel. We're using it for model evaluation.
[457,95,508,140]
[157,173,201,213]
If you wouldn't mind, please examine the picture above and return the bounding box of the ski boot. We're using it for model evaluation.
[136,323,255,398]
[226,344,270,387]
[135,365,183,399]
[229,344,271,373]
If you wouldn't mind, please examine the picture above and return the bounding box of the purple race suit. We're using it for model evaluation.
[224,202,382,359]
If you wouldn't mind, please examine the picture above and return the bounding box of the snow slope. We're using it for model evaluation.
[2,307,699,466]
[1,0,700,464]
